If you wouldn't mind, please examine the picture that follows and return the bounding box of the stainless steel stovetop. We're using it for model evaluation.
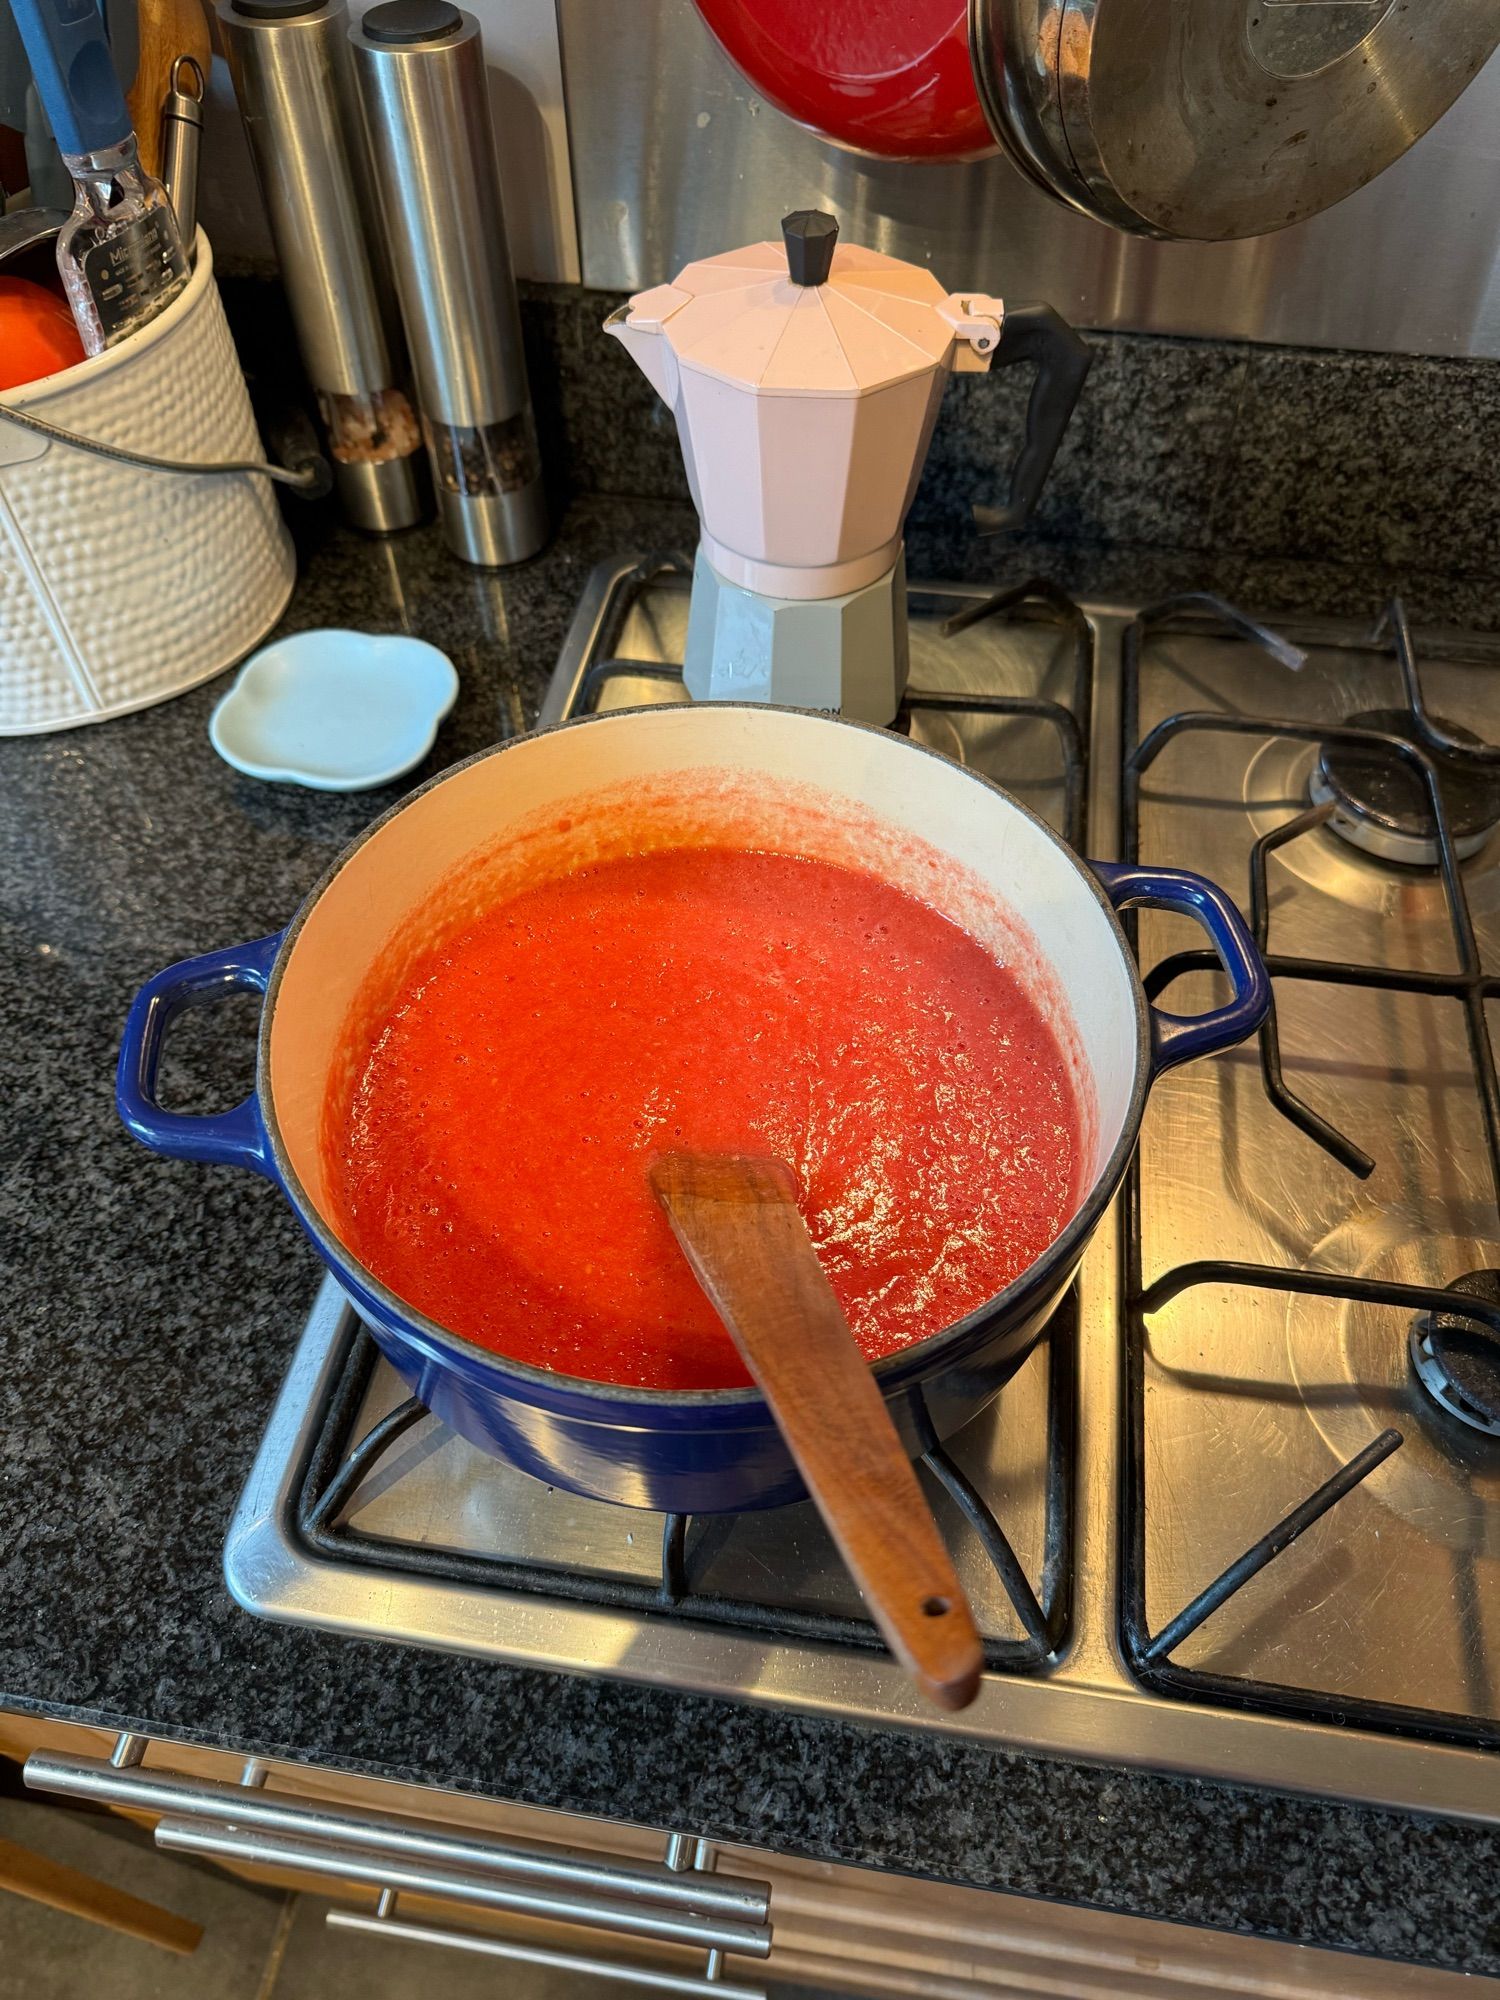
[226,557,1500,1823]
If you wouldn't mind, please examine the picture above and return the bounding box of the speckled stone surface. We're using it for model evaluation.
[1216,346,1500,576]
[2,490,1499,1979]
[919,333,1252,553]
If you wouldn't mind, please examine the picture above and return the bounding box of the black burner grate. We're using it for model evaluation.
[290,568,1499,1728]
[1118,593,1500,1751]
[295,1299,1074,1670]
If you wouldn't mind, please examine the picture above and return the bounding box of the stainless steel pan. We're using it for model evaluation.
[970,0,1500,239]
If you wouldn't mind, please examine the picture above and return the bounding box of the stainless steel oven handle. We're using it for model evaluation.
[151,1815,768,1957]
[22,1743,770,1939]
[327,1907,766,1998]
[26,1737,771,1994]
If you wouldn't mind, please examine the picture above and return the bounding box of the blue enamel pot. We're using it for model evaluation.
[118,705,1268,1512]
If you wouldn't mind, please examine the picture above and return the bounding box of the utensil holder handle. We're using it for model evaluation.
[1089,861,1270,1074]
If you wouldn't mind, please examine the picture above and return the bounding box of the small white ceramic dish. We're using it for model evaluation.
[210,630,459,791]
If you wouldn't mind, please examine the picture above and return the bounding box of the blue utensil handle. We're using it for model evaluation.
[116,933,283,1176]
[11,0,130,158]
[1089,862,1270,1075]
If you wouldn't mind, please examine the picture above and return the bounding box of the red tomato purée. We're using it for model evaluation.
[326,848,1085,1391]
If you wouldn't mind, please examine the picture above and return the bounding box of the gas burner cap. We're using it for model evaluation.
[1410,1271,1500,1437]
[1309,707,1500,866]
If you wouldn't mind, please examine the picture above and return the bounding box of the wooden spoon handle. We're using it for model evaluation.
[651,1154,983,1712]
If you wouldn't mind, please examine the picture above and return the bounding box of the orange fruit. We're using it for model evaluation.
[0,276,86,391]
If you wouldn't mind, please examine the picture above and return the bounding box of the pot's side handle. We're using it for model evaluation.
[1088,863,1270,1076]
[116,933,284,1176]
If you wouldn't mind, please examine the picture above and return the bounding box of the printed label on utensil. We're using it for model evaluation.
[83,213,188,347]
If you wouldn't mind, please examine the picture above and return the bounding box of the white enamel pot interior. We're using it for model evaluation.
[266,703,1142,1295]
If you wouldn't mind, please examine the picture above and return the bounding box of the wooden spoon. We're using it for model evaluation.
[650,1153,983,1711]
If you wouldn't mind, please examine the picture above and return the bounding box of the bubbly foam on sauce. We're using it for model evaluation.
[323,844,1087,1391]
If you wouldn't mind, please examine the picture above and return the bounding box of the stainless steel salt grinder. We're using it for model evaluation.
[217,0,425,533]
[349,0,549,567]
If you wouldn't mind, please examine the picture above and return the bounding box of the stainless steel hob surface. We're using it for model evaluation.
[226,558,1500,1823]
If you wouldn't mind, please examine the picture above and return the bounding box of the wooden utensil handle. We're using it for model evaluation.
[652,1154,983,1711]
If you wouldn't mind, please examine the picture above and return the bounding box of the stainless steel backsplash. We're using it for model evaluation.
[559,0,1500,360]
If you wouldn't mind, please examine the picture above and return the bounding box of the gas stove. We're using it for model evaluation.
[226,555,1500,1822]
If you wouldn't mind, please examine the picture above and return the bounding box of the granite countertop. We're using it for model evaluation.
[1,493,1497,1980]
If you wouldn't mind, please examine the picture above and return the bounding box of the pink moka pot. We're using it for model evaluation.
[605,210,1091,724]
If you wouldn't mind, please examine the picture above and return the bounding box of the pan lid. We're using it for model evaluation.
[971,0,1500,240]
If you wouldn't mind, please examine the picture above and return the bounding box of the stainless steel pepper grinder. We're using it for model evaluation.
[218,0,426,534]
[349,0,548,568]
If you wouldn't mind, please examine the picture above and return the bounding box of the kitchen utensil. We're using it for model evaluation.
[101,0,140,119]
[159,53,204,252]
[12,0,134,187]
[217,0,425,533]
[651,1151,984,1710]
[209,629,458,789]
[692,0,995,161]
[7,0,114,205]
[970,0,1500,240]
[116,702,1268,1512]
[348,0,548,569]
[0,231,294,734]
[10,0,188,353]
[23,83,73,208]
[605,210,1088,727]
[126,0,210,180]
